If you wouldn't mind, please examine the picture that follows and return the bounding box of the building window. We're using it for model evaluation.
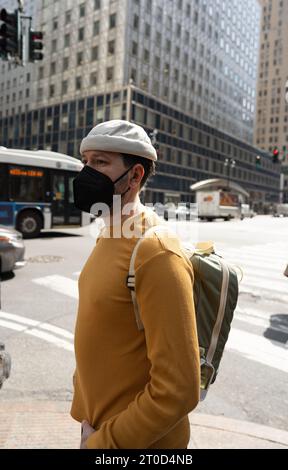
[108,40,115,55]
[90,71,97,86]
[62,80,68,95]
[133,14,139,29]
[65,10,71,24]
[77,51,83,66]
[64,34,70,48]
[50,84,55,97]
[51,39,57,53]
[78,28,84,41]
[91,46,98,61]
[93,20,100,35]
[52,17,58,30]
[145,23,150,37]
[109,13,116,29]
[143,49,149,62]
[156,32,161,46]
[63,57,69,71]
[75,76,82,90]
[94,0,101,9]
[79,3,85,17]
[130,68,137,82]
[132,41,138,56]
[39,67,44,79]
[50,62,56,75]
[107,67,114,81]
[154,56,160,69]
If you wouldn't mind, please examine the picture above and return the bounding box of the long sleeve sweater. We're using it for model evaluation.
[70,209,200,449]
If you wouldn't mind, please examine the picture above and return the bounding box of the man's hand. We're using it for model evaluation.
[80,420,96,449]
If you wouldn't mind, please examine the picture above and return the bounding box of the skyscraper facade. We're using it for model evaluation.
[0,0,280,208]
[254,0,288,202]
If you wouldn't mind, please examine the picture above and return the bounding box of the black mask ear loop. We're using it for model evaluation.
[113,165,135,198]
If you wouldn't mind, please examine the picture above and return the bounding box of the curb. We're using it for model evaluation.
[189,413,288,448]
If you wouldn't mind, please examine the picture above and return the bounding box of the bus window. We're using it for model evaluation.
[9,166,45,202]
[68,175,74,203]
[0,164,8,200]
[52,174,65,224]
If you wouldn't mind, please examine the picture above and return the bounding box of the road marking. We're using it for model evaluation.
[227,328,288,374]
[33,275,78,299]
[240,275,288,292]
[235,309,288,334]
[0,312,74,352]
[0,318,73,351]
[223,257,284,272]
[1,311,287,372]
[0,311,74,339]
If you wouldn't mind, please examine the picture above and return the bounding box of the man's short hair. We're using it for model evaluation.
[121,154,156,189]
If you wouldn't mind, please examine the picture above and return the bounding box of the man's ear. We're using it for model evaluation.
[130,164,144,187]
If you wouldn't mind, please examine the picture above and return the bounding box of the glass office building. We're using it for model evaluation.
[0,84,280,210]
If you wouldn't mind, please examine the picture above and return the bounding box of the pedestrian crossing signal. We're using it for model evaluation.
[272,148,279,164]
[28,29,44,62]
[255,155,261,166]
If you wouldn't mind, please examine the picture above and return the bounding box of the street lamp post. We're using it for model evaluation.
[224,158,236,190]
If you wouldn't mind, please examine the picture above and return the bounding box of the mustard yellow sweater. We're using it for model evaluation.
[70,210,200,449]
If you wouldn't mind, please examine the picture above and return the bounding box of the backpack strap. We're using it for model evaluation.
[206,257,230,365]
[127,224,172,331]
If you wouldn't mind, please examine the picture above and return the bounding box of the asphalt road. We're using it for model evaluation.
[0,215,287,435]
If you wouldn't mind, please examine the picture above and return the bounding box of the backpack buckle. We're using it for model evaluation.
[200,359,215,401]
[126,275,135,290]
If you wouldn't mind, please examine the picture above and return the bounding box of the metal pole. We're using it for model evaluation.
[279,173,284,204]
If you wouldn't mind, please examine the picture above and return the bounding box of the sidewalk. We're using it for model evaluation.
[0,400,288,449]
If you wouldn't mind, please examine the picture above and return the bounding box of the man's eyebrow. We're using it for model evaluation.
[86,153,111,159]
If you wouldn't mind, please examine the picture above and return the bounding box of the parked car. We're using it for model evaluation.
[163,203,177,221]
[240,204,256,219]
[0,226,26,273]
[151,202,167,218]
[0,342,11,389]
[273,204,288,217]
[175,205,194,220]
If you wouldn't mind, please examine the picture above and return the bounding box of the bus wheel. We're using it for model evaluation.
[17,211,42,239]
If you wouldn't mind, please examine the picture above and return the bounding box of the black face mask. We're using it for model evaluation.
[73,164,133,214]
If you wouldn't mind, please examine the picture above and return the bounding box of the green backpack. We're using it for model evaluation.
[126,225,239,401]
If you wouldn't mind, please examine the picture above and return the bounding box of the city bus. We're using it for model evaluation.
[0,147,91,238]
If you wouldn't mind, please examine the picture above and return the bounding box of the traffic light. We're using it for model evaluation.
[285,80,288,105]
[28,29,44,62]
[0,8,20,58]
[255,155,261,166]
[272,147,279,164]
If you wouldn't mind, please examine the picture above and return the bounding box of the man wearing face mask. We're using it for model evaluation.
[71,120,200,449]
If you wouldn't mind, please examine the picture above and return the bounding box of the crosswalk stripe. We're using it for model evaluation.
[221,252,286,263]
[240,275,288,291]
[223,257,284,271]
[239,284,288,303]
[235,267,284,281]
[33,275,78,299]
[0,318,73,352]
[227,328,288,374]
[0,311,74,340]
[234,310,288,334]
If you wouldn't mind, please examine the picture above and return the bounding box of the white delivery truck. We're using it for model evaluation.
[273,204,288,217]
[197,190,241,221]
